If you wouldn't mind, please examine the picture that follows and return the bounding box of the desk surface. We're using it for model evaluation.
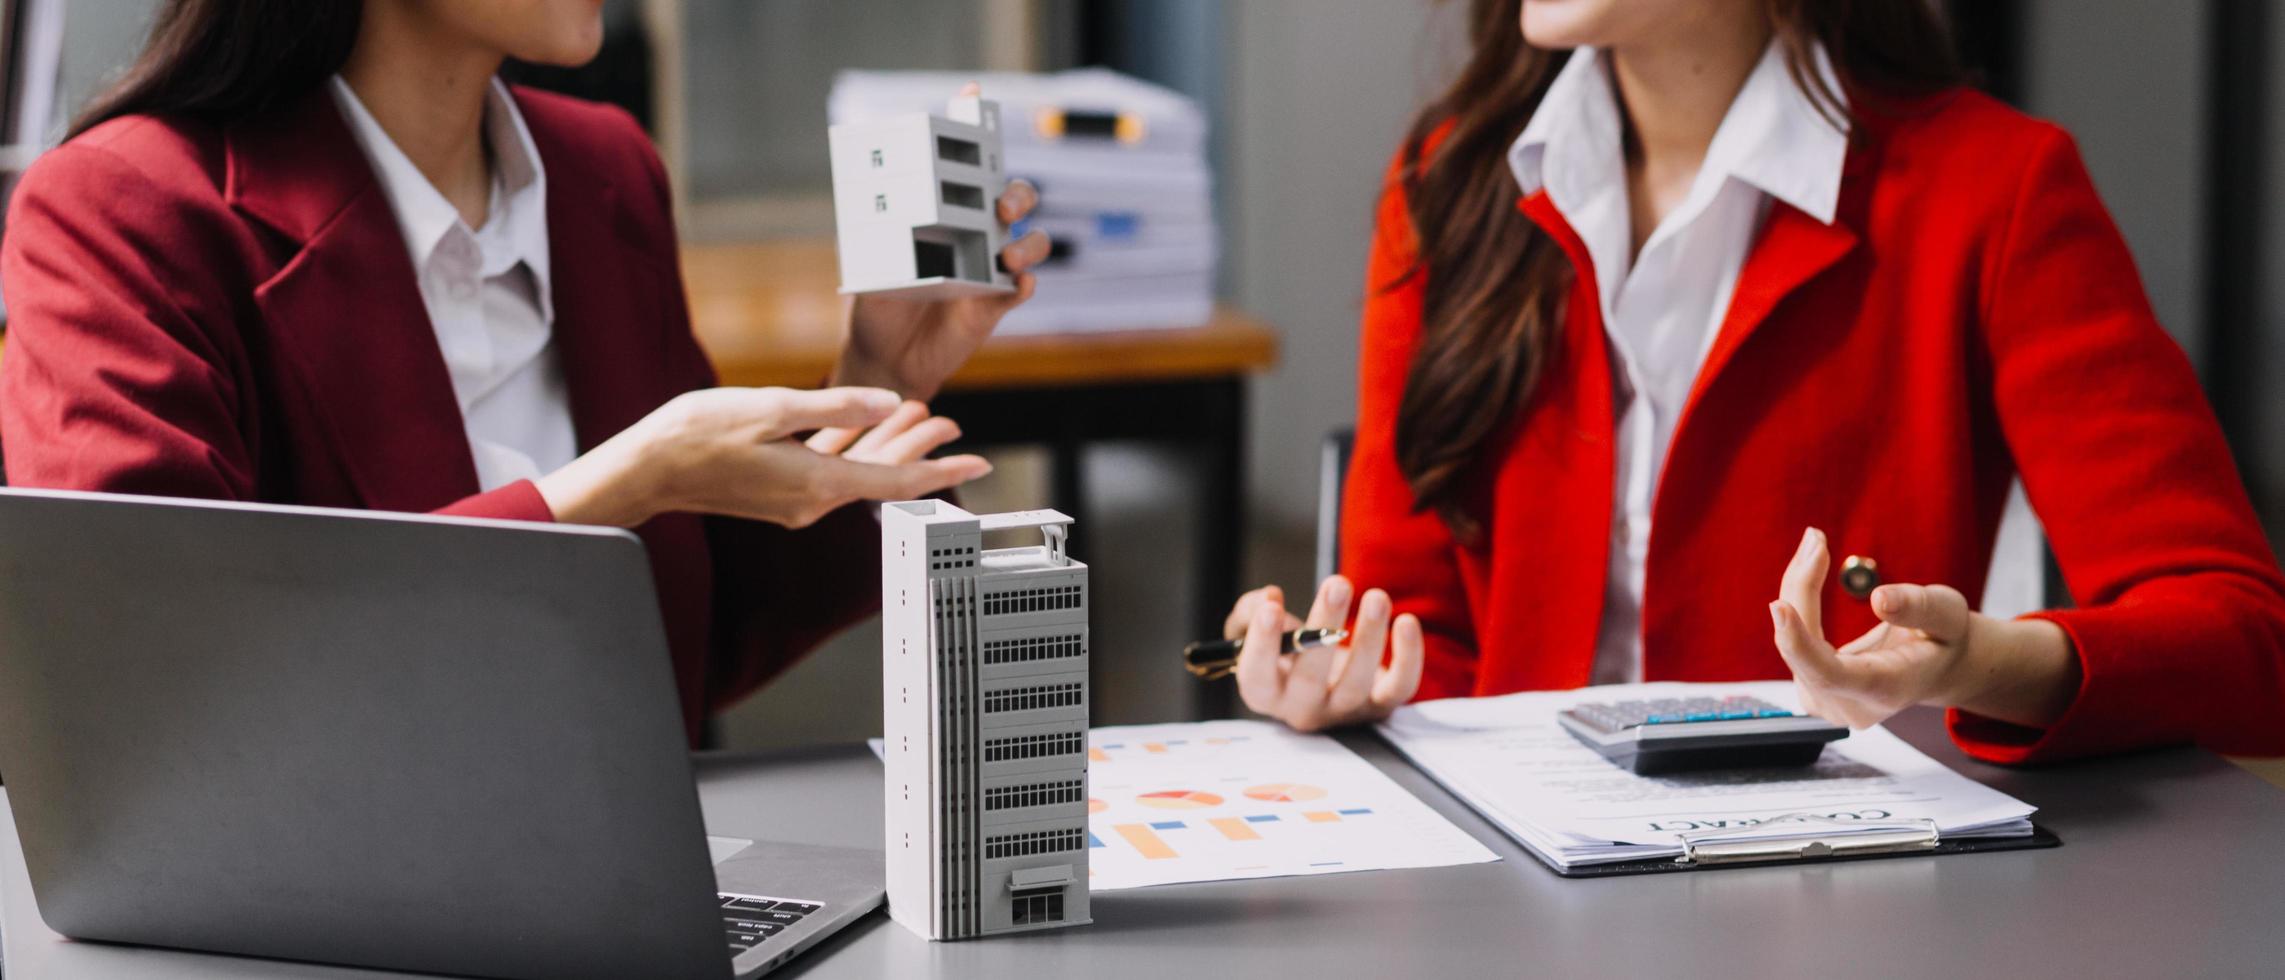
[680,240,1278,391]
[7,708,2284,979]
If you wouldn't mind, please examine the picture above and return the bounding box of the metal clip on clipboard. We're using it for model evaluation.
[1675,813,1941,866]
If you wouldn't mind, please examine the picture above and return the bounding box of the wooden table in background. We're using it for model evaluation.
[681,241,1277,391]
[683,240,1279,717]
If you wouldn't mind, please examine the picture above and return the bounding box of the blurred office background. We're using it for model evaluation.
[10,1,2283,756]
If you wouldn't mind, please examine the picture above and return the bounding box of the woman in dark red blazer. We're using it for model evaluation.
[1223,0,2285,763]
[0,1,1049,742]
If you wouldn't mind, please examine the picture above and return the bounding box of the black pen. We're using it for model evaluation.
[1181,628,1349,681]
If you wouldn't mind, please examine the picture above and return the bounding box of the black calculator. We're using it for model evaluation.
[1557,695,1848,774]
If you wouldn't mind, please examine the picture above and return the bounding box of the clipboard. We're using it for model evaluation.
[1543,813,2062,879]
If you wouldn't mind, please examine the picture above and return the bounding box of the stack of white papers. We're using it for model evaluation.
[830,69,1217,335]
[1378,681,2037,871]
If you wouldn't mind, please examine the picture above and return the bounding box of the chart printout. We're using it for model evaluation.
[864,721,1496,889]
[1081,720,1497,889]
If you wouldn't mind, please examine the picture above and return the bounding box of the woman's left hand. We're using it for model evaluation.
[1768,526,2081,730]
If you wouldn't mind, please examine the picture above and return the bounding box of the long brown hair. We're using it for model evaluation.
[69,0,363,139]
[1393,0,1964,540]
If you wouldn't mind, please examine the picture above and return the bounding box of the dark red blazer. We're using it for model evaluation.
[1343,89,2285,763]
[0,87,879,742]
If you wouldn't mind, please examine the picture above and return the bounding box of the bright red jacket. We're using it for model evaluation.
[1341,89,2285,763]
[0,88,879,743]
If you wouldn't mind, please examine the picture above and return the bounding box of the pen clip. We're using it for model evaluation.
[1674,813,1939,866]
[1182,644,1239,681]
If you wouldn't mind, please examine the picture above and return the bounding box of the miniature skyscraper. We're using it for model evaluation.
[829,94,1014,299]
[881,501,1091,939]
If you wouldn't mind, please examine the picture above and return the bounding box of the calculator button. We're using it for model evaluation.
[1571,696,1805,731]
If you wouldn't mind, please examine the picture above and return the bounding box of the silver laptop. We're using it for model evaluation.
[0,488,883,979]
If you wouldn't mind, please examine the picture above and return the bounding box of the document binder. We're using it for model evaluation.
[1380,682,2061,880]
[1546,813,2060,879]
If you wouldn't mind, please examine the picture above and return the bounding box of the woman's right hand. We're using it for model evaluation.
[1228,575,1425,732]
[537,386,991,528]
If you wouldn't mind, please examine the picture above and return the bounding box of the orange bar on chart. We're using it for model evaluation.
[1303,811,1340,823]
[1087,747,1109,762]
[1209,817,1261,841]
[1144,742,1167,753]
[1114,823,1178,860]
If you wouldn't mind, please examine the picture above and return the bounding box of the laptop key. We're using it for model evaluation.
[719,892,822,948]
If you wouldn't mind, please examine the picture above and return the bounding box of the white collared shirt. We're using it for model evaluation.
[328,76,577,492]
[1508,41,1849,684]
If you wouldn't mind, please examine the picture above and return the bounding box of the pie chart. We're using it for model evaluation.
[1136,790,1223,810]
[1243,783,1328,803]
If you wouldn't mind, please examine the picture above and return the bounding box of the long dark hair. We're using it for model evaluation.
[1393,0,1964,540]
[69,0,363,139]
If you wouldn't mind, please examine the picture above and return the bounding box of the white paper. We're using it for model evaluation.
[1080,720,1498,889]
[869,720,1498,890]
[830,68,1208,156]
[1378,681,2037,870]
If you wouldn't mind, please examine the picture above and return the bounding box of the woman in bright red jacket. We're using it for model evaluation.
[1223,0,2285,762]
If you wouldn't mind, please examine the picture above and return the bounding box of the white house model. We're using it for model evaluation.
[830,95,1014,299]
[880,500,1091,939]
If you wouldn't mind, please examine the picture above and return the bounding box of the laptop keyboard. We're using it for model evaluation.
[721,892,824,955]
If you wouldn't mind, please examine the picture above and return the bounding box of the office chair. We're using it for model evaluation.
[1316,428,1353,581]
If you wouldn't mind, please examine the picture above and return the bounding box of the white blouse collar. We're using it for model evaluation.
[1508,39,1850,227]
[327,75,554,321]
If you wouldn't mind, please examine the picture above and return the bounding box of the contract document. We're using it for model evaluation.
[1378,681,2037,871]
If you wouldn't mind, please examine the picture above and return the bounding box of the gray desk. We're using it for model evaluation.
[6,708,2283,979]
